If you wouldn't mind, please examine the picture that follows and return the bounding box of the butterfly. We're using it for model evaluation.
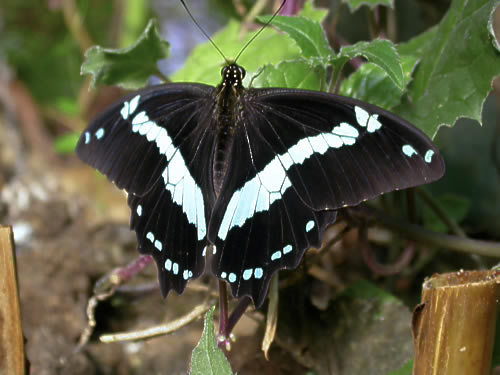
[77,27,445,310]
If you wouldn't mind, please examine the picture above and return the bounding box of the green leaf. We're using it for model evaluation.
[172,19,300,86]
[298,0,329,23]
[253,60,327,90]
[189,306,233,375]
[81,19,169,89]
[335,39,404,90]
[397,26,438,57]
[53,132,80,154]
[257,14,332,60]
[395,0,500,138]
[422,193,470,233]
[342,0,394,12]
[386,360,413,375]
[340,54,418,109]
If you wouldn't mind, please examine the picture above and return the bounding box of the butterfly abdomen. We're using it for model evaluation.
[212,66,246,196]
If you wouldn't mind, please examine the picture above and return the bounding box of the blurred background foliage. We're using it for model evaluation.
[0,0,499,374]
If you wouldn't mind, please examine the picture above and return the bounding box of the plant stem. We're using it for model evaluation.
[353,205,500,258]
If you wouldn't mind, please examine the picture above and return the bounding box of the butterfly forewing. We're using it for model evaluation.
[247,89,445,211]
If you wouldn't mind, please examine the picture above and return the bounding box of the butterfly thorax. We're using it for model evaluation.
[212,63,246,196]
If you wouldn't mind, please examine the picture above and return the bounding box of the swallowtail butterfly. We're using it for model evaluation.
[77,17,444,309]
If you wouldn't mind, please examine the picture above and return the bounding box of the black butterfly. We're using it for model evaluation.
[77,59,444,307]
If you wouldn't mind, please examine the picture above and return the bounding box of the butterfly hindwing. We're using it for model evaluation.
[208,110,338,306]
[77,83,219,297]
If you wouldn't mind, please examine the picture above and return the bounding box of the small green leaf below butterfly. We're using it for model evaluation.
[342,0,394,12]
[340,54,418,110]
[189,306,233,375]
[334,39,404,90]
[81,19,169,89]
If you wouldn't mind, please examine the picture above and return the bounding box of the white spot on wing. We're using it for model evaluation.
[306,220,315,232]
[228,273,237,283]
[129,95,140,114]
[146,232,154,242]
[367,114,382,133]
[95,128,105,139]
[154,240,162,251]
[355,106,369,127]
[271,251,281,261]
[283,244,293,254]
[424,149,434,163]
[243,269,253,280]
[402,144,418,157]
[136,205,142,216]
[84,131,90,144]
[165,259,172,271]
[254,268,263,279]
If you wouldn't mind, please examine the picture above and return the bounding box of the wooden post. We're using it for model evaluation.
[412,270,500,375]
[0,226,26,375]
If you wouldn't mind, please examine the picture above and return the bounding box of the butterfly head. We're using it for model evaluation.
[221,63,246,88]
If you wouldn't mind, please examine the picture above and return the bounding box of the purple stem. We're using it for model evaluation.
[218,280,229,344]
[116,255,154,282]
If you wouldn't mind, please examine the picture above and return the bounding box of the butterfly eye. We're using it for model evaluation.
[238,66,246,79]
[221,66,228,77]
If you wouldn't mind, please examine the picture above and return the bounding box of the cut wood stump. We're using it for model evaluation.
[0,226,26,375]
[412,270,500,375]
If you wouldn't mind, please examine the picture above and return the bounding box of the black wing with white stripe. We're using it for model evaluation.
[207,86,444,306]
[76,83,217,297]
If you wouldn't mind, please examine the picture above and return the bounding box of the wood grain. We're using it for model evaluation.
[412,270,500,375]
[0,226,26,375]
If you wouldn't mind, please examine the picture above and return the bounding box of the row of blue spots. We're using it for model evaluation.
[164,258,179,275]
[220,267,264,283]
[84,128,105,144]
[402,144,435,164]
[164,257,192,280]
[218,120,364,240]
[271,244,293,261]
[146,231,163,251]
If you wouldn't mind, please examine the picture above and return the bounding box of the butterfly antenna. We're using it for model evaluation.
[180,0,229,63]
[234,0,287,63]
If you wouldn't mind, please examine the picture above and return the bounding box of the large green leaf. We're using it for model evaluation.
[334,39,404,90]
[298,0,329,22]
[257,14,332,60]
[189,306,233,375]
[340,54,418,109]
[81,19,169,89]
[395,0,500,138]
[342,0,394,12]
[253,60,327,90]
[172,19,300,86]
